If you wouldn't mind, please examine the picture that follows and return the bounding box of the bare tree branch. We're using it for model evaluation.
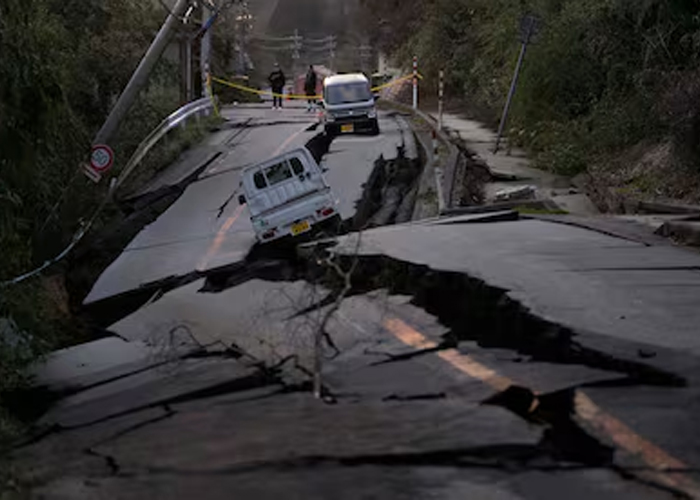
[311,233,362,399]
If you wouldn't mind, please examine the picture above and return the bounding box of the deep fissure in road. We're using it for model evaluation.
[83,132,423,327]
[88,229,685,392]
[63,118,687,479]
[306,253,685,387]
[77,120,685,404]
[352,145,422,229]
[170,242,688,394]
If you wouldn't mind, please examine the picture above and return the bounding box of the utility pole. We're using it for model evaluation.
[201,2,213,98]
[438,69,444,131]
[494,14,539,154]
[94,0,190,147]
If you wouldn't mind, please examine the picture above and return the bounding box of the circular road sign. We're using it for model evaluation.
[90,144,114,173]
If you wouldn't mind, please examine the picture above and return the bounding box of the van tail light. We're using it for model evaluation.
[317,207,335,217]
[262,228,277,240]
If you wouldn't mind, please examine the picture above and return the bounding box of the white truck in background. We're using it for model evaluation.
[238,147,339,243]
[321,73,380,136]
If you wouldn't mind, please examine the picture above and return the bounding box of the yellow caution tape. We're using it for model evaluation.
[212,73,424,101]
[371,73,423,92]
[212,77,320,99]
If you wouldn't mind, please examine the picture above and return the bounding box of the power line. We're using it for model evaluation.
[1,183,115,288]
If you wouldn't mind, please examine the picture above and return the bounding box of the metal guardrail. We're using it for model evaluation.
[115,97,214,190]
[1,98,215,288]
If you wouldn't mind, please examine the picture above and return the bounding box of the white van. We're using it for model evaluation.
[238,148,339,243]
[322,73,380,136]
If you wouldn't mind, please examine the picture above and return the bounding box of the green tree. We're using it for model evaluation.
[0,0,181,427]
[369,0,700,175]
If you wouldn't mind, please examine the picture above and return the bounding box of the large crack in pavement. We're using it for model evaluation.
[351,145,421,229]
[36,131,427,452]
[77,232,690,482]
[482,385,614,466]
[301,253,686,388]
[66,156,222,314]
[80,128,334,327]
[18,117,698,499]
[87,181,685,393]
[105,445,597,478]
[288,250,693,496]
[112,440,689,499]
[16,359,288,449]
[83,132,423,328]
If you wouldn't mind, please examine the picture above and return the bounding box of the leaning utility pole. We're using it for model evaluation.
[94,0,190,147]
[493,14,540,154]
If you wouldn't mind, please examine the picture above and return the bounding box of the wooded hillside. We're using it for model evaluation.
[365,0,700,204]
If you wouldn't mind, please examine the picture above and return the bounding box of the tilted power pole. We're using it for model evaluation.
[94,0,191,148]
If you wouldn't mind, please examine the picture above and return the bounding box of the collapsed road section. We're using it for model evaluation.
[81,107,417,306]
[13,232,700,495]
[12,105,700,500]
[81,110,422,329]
[20,212,700,500]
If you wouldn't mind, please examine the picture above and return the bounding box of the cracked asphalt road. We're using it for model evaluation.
[84,103,416,304]
[12,103,700,499]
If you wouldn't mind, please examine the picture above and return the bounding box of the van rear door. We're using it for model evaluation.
[247,150,326,217]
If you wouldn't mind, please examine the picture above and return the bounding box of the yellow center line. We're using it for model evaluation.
[197,124,310,270]
[384,318,514,392]
[198,203,245,271]
[573,391,690,467]
[383,316,700,498]
[436,349,514,393]
[272,124,311,157]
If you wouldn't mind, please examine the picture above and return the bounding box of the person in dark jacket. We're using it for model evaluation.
[268,63,286,109]
[304,65,318,112]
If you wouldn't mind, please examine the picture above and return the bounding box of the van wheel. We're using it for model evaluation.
[370,119,380,135]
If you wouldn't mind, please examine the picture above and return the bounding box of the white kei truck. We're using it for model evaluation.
[238,147,339,243]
